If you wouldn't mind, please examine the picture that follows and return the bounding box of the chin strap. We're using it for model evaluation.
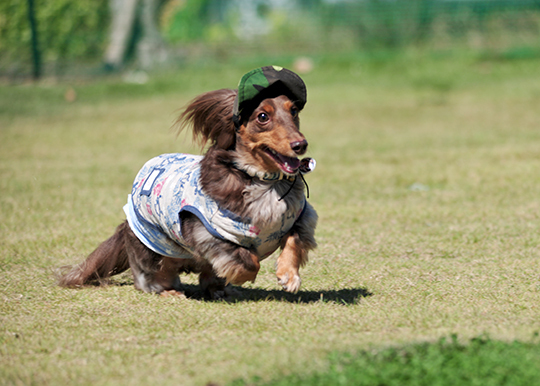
[279,175,298,201]
[232,114,241,132]
[233,162,296,182]
[278,173,310,201]
[300,172,310,199]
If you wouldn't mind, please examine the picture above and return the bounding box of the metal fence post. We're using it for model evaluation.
[27,0,41,80]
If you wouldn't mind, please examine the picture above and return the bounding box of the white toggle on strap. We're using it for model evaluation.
[299,157,316,174]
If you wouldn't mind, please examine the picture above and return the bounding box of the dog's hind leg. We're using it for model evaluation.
[58,221,131,287]
[123,225,185,294]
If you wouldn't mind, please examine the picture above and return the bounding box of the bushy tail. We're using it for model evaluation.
[57,221,131,287]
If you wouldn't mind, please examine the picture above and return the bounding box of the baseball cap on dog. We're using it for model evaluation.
[232,65,307,125]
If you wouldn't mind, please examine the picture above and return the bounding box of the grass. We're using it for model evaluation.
[1,52,540,385]
[233,335,540,386]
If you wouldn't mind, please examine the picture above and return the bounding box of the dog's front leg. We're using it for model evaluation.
[276,232,308,293]
[210,246,260,287]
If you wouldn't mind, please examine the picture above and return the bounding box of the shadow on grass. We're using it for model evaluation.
[183,284,373,304]
[100,274,372,304]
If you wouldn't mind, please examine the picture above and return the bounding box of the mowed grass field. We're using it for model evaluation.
[1,53,540,385]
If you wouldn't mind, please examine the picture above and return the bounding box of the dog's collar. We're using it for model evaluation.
[233,162,296,182]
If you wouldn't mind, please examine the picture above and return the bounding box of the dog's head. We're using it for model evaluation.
[178,66,309,177]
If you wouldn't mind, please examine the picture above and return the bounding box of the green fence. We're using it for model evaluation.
[2,0,540,79]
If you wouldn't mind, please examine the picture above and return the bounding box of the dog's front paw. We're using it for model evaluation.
[277,271,301,293]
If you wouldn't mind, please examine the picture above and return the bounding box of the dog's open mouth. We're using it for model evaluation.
[264,147,300,174]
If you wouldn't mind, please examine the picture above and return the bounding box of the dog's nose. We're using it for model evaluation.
[290,139,308,155]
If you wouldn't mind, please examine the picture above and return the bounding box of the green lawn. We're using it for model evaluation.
[1,53,540,385]
[235,335,540,386]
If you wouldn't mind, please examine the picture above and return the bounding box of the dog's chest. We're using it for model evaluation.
[239,181,306,258]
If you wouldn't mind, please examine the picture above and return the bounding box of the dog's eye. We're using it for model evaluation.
[290,107,298,117]
[257,112,269,124]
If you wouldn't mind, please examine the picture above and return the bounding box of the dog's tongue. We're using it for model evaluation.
[276,153,300,174]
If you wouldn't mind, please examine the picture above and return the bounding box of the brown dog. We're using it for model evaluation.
[58,66,317,299]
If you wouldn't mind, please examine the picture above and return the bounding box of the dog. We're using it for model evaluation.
[58,66,318,299]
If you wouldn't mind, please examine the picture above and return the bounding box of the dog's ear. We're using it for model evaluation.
[176,89,237,150]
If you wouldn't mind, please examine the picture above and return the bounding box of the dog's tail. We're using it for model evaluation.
[57,221,131,287]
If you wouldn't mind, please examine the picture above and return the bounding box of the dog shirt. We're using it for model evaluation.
[123,153,306,259]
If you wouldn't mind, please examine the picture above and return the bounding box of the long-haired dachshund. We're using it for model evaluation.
[58,66,318,299]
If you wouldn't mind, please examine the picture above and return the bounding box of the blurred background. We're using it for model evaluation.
[2,0,540,81]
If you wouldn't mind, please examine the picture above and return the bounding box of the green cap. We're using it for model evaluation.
[233,65,307,121]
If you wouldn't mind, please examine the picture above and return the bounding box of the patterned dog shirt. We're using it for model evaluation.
[123,153,306,259]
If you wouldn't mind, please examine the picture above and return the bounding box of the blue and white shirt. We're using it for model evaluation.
[123,153,306,259]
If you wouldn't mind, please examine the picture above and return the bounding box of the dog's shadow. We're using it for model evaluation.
[183,284,373,304]
[106,275,372,304]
